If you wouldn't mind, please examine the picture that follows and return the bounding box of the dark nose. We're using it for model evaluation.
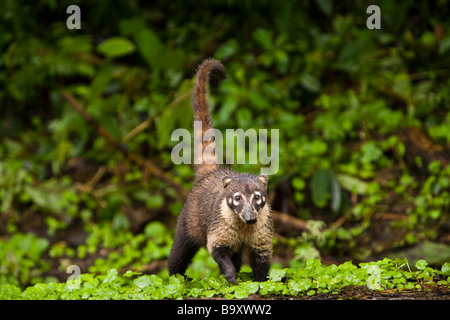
[243,210,257,224]
[245,218,257,224]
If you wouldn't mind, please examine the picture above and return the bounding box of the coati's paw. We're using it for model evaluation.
[253,274,268,282]
[223,271,237,284]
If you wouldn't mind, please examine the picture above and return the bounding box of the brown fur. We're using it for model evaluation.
[168,59,273,283]
[191,58,226,181]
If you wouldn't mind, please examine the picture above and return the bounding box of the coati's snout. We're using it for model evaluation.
[222,174,268,225]
[241,202,257,224]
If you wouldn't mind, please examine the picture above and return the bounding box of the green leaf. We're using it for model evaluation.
[306,289,316,296]
[441,263,450,276]
[259,281,285,295]
[333,14,353,34]
[311,169,337,208]
[145,194,164,209]
[438,36,450,54]
[366,275,382,290]
[253,28,273,49]
[233,286,250,299]
[215,39,239,60]
[103,269,118,283]
[288,278,312,293]
[123,270,141,278]
[292,177,306,190]
[415,259,428,270]
[0,284,22,299]
[269,269,286,282]
[314,0,333,16]
[134,28,165,69]
[329,170,342,213]
[134,276,152,289]
[24,184,63,214]
[58,36,93,54]
[144,221,167,239]
[337,174,369,195]
[361,141,383,164]
[392,73,411,101]
[242,282,260,295]
[311,169,330,207]
[98,37,135,58]
[336,36,374,71]
[299,73,321,93]
[155,108,175,149]
[203,290,216,298]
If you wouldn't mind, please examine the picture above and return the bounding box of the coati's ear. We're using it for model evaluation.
[258,174,268,187]
[222,177,232,188]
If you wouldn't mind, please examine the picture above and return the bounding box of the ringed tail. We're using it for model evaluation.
[192,59,227,181]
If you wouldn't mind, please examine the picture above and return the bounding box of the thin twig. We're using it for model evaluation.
[122,91,190,143]
[62,91,188,200]
[62,92,129,154]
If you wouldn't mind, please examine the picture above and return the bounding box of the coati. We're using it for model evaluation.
[168,59,273,284]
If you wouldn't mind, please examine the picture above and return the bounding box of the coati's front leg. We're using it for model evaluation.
[211,246,237,284]
[231,250,242,274]
[250,249,271,282]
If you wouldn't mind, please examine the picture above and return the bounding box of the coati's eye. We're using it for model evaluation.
[234,195,241,201]
[254,191,263,205]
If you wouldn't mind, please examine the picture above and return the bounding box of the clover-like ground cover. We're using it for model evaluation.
[1,259,448,300]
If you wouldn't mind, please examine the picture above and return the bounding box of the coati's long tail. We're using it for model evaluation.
[192,59,226,181]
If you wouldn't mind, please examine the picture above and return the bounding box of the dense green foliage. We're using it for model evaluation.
[1,258,449,299]
[1,0,450,299]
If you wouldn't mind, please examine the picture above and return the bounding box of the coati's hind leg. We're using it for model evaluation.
[168,236,199,277]
[211,246,237,284]
[249,249,271,282]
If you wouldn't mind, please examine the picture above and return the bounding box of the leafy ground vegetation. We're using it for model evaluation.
[1,0,450,299]
[1,258,449,299]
